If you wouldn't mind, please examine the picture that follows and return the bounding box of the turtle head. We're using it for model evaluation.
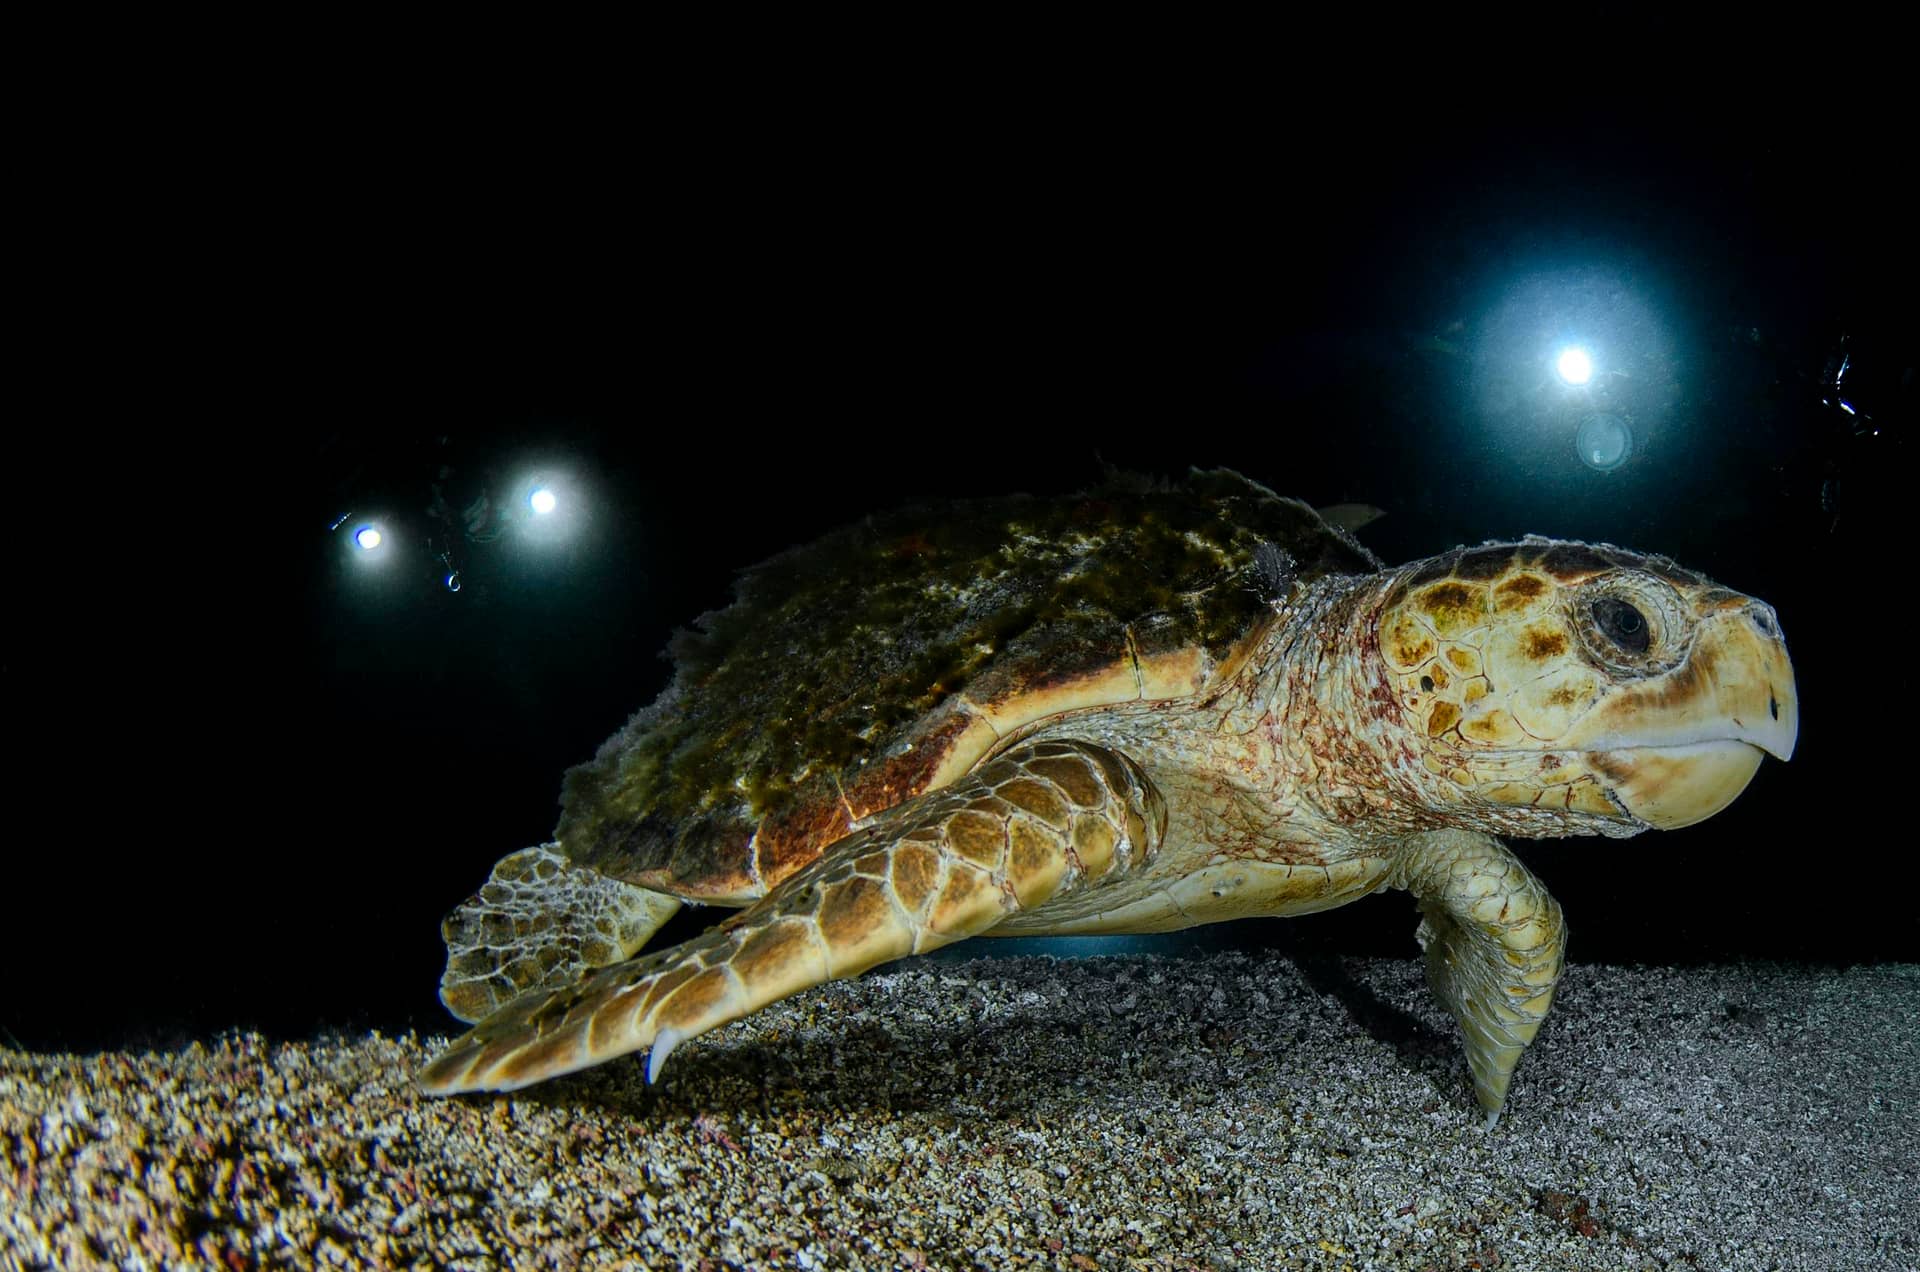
[1374,539,1797,834]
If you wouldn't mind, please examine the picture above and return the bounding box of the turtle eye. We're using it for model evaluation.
[1592,597,1650,654]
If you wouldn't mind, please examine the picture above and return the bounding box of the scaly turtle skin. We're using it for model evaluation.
[421,470,1797,1123]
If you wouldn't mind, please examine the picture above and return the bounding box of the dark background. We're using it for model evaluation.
[8,72,1912,1055]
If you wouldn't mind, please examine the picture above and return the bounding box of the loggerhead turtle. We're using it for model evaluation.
[420,470,1796,1123]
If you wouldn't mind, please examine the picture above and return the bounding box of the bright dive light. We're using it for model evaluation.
[354,525,384,550]
[514,468,580,545]
[1556,346,1594,385]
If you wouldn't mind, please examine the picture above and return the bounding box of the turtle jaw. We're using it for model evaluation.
[1586,738,1770,829]
[1568,604,1799,830]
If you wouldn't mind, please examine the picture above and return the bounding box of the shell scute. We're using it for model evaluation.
[555,470,1378,898]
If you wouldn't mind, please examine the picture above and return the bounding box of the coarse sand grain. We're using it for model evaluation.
[4,955,1915,1270]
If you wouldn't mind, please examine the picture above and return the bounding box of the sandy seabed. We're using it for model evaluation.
[4,954,1915,1271]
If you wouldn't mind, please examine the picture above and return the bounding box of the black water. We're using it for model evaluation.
[9,104,1910,1057]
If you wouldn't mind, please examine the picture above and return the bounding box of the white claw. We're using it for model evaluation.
[647,1026,685,1084]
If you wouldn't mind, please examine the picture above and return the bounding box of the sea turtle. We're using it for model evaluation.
[420,470,1796,1123]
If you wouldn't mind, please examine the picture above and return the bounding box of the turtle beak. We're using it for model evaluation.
[1564,600,1798,829]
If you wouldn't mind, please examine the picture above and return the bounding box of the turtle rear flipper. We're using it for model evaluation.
[438,845,684,1024]
[418,740,1165,1095]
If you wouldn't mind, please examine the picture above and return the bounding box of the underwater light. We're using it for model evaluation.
[346,520,394,569]
[1556,346,1594,386]
[512,469,585,548]
[1576,413,1632,471]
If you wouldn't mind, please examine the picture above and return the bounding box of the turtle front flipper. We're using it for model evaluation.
[1389,829,1567,1128]
[417,740,1166,1096]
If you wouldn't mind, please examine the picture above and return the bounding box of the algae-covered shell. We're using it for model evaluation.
[556,469,1379,902]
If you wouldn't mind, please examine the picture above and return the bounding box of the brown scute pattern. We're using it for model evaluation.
[931,865,1004,934]
[1454,545,1517,581]
[553,470,1378,895]
[995,777,1073,828]
[1024,755,1105,806]
[728,921,813,985]
[1008,821,1066,907]
[1070,814,1118,879]
[418,739,1165,1096]
[890,842,941,912]
[1495,573,1547,608]
[817,876,893,947]
[638,965,698,1019]
[1536,543,1619,580]
[1418,583,1485,635]
[1525,538,1707,589]
[1521,626,1568,660]
[946,810,1009,868]
[1385,537,1712,613]
[657,967,733,1028]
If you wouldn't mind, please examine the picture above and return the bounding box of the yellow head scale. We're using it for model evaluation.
[1377,539,1797,832]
